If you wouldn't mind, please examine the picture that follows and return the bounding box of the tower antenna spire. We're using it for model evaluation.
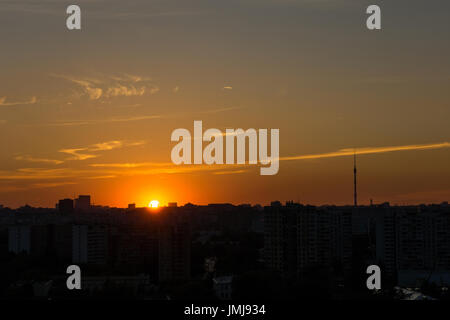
[353,150,357,207]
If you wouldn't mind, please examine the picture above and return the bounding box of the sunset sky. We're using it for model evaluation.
[0,0,449,208]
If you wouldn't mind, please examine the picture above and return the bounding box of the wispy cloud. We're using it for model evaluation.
[0,167,121,182]
[92,142,450,176]
[90,141,125,151]
[116,164,248,176]
[110,74,152,82]
[52,73,159,100]
[200,106,243,114]
[0,180,77,192]
[84,175,117,180]
[89,161,173,168]
[49,115,162,127]
[0,168,77,181]
[5,140,448,186]
[280,142,450,162]
[0,96,37,106]
[59,140,145,161]
[0,163,248,182]
[89,162,250,176]
[46,106,239,127]
[213,169,247,175]
[59,148,98,161]
[15,155,64,165]
[31,181,77,189]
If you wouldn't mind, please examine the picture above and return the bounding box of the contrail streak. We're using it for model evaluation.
[281,142,450,161]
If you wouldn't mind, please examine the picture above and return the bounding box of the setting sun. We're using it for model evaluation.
[149,200,159,208]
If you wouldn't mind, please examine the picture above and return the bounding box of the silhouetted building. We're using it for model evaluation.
[264,202,352,279]
[72,225,108,265]
[111,225,159,280]
[159,211,191,282]
[75,195,91,211]
[8,226,30,254]
[58,198,74,214]
[376,205,450,286]
[8,224,72,260]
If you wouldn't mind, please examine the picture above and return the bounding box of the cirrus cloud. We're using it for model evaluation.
[0,96,37,106]
[51,73,159,100]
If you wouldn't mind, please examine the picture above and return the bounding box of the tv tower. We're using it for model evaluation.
[353,151,357,207]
